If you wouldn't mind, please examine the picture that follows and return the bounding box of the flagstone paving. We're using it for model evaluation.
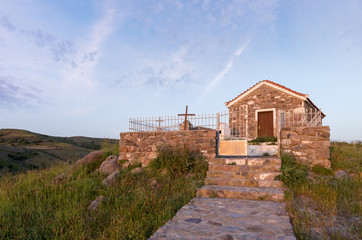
[149,197,296,240]
[150,157,296,239]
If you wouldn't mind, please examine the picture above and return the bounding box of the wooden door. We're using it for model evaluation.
[258,111,273,137]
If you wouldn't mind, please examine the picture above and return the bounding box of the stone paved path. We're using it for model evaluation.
[149,197,296,240]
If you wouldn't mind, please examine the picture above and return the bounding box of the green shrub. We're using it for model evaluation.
[311,165,334,176]
[248,136,277,144]
[226,162,236,165]
[149,145,208,179]
[275,152,309,187]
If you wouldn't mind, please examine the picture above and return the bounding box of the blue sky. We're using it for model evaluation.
[0,0,361,141]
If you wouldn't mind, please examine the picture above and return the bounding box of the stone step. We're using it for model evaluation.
[209,157,281,166]
[208,164,281,173]
[207,171,281,180]
[205,177,283,188]
[196,185,285,202]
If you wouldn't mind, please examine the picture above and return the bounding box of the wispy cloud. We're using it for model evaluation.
[115,47,198,91]
[0,76,42,109]
[62,3,117,86]
[23,29,77,66]
[0,15,15,31]
[197,40,249,102]
[55,1,120,115]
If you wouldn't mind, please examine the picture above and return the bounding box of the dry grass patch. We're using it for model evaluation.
[280,141,362,239]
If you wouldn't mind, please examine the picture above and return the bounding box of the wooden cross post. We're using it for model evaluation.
[155,117,164,131]
[178,105,195,130]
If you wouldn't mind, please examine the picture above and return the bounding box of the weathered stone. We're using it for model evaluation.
[215,234,234,240]
[102,171,120,186]
[99,155,120,175]
[320,131,330,138]
[53,173,68,185]
[335,170,347,179]
[119,146,128,152]
[319,147,330,159]
[292,145,303,151]
[131,167,143,174]
[149,198,296,239]
[161,168,168,175]
[150,179,158,187]
[88,195,105,211]
[121,161,130,169]
[295,128,304,135]
[303,128,316,136]
[73,150,104,167]
[215,190,225,198]
[119,129,216,167]
[280,126,331,168]
[185,218,202,224]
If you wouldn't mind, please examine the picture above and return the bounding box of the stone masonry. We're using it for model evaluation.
[119,129,217,166]
[228,83,306,139]
[150,156,296,239]
[197,157,285,201]
[280,126,331,168]
[149,197,296,240]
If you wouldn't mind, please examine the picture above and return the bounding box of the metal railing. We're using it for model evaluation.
[280,109,323,128]
[129,114,220,132]
[129,109,247,139]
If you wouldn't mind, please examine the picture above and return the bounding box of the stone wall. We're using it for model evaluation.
[119,129,217,167]
[279,126,331,168]
[229,84,305,139]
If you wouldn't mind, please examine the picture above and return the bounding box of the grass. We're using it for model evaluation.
[330,141,362,173]
[248,136,277,144]
[0,144,208,240]
[279,141,362,239]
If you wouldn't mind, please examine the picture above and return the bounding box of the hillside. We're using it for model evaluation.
[0,129,117,174]
[0,140,360,239]
[0,144,208,239]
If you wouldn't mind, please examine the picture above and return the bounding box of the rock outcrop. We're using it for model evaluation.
[102,171,120,186]
[74,150,104,167]
[88,196,105,211]
[99,155,120,175]
[131,167,143,174]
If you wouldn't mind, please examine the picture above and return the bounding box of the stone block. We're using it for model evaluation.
[281,139,291,146]
[312,159,331,168]
[323,141,330,148]
[292,145,302,151]
[320,131,330,138]
[310,142,323,149]
[119,146,128,152]
[303,128,316,136]
[318,147,330,159]
[295,128,304,135]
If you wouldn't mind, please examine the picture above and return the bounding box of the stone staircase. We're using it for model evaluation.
[196,157,285,202]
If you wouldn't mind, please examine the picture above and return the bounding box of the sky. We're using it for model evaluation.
[0,0,361,141]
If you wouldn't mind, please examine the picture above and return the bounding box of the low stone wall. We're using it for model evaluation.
[119,129,217,167]
[280,126,331,168]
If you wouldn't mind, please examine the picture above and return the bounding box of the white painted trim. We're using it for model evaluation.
[255,108,277,137]
[226,81,307,108]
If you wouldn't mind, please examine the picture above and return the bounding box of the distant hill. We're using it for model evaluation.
[0,129,117,174]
